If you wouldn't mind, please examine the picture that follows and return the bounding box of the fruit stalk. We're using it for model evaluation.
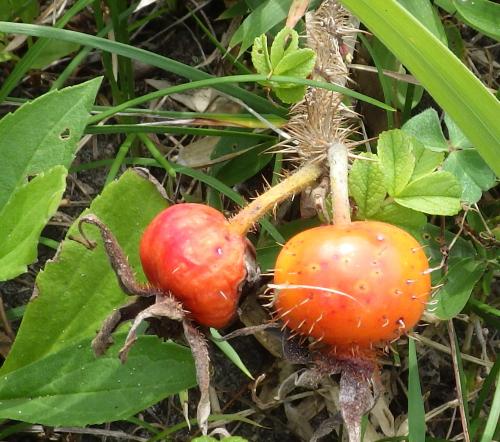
[229,161,323,235]
[328,141,351,225]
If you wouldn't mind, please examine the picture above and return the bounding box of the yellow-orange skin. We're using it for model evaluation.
[274,221,431,350]
[140,204,247,328]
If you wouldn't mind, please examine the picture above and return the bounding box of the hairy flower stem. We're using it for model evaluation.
[328,142,351,225]
[229,161,323,235]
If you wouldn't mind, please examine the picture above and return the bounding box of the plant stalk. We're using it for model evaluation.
[229,161,323,235]
[328,142,351,225]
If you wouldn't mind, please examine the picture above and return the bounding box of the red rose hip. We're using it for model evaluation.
[273,221,431,351]
[140,203,253,328]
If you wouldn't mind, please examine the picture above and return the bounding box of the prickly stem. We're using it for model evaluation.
[229,162,323,235]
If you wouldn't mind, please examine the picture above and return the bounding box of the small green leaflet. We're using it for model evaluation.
[251,27,316,103]
[395,171,462,215]
[378,130,416,196]
[374,128,462,216]
[443,149,496,204]
[411,140,444,179]
[401,108,448,152]
[403,109,495,204]
[348,153,386,218]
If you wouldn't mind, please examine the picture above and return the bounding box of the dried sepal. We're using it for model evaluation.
[78,214,160,297]
[279,335,378,442]
[118,297,185,363]
[183,321,211,436]
[92,297,153,356]
[339,360,377,442]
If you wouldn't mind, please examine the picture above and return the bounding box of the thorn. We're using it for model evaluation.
[171,265,181,274]
[382,316,389,327]
[397,318,406,330]
[422,265,443,275]
[279,305,299,318]
[262,301,275,308]
[280,320,290,331]
[219,291,228,300]
[357,317,362,328]
[307,321,317,335]
[406,279,416,285]
[411,245,429,253]
[310,333,325,347]
[431,283,444,291]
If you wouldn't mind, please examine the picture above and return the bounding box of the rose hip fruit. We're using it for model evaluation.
[273,221,431,350]
[140,203,253,328]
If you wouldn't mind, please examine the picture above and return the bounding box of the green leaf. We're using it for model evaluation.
[444,113,472,149]
[420,223,476,269]
[340,0,500,176]
[371,203,427,237]
[398,0,447,44]
[401,108,448,152]
[452,0,500,41]
[348,153,386,218]
[411,139,444,179]
[30,40,80,69]
[435,258,485,319]
[478,361,500,442]
[443,150,496,204]
[210,329,253,380]
[0,78,101,212]
[377,129,416,196]
[215,143,274,185]
[444,22,466,59]
[0,0,38,21]
[251,34,272,76]
[0,166,67,281]
[270,27,298,68]
[395,171,462,215]
[408,339,426,442]
[273,48,316,78]
[1,170,168,374]
[0,335,195,426]
[274,84,307,103]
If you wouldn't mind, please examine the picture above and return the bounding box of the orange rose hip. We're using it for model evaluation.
[273,221,431,350]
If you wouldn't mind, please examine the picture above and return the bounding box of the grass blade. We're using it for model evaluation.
[0,21,278,115]
[408,339,426,442]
